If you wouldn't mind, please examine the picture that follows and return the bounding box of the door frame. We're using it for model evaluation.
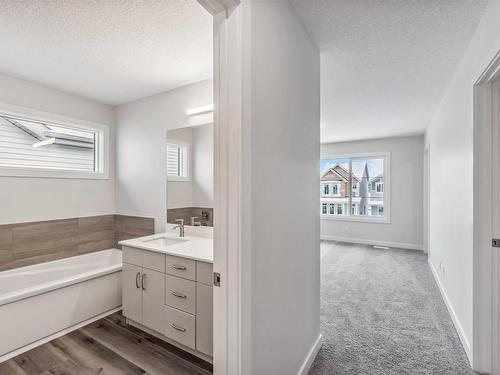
[423,147,430,254]
[197,1,245,374]
[473,48,500,374]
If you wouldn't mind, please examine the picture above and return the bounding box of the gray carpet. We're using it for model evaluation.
[309,241,474,375]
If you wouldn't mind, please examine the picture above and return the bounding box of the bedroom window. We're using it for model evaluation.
[320,153,390,223]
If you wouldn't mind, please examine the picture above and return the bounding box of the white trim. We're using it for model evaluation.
[0,102,110,180]
[321,215,389,224]
[0,306,121,363]
[472,48,500,374]
[213,2,246,374]
[197,0,240,15]
[428,260,472,361]
[297,334,322,375]
[320,234,423,251]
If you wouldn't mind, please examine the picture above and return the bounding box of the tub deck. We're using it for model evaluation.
[0,312,212,375]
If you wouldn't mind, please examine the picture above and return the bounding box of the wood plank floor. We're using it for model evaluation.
[0,312,212,375]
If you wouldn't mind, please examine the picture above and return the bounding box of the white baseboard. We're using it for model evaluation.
[0,306,121,364]
[428,260,472,361]
[298,333,322,375]
[320,235,423,251]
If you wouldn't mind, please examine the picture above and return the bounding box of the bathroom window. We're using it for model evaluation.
[0,108,108,179]
[167,141,190,181]
[320,153,390,223]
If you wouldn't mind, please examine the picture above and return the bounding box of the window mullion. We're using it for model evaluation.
[348,159,352,216]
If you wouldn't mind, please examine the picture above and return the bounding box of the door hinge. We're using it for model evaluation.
[213,272,221,287]
[492,238,500,247]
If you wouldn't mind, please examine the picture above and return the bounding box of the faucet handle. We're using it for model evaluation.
[190,216,199,226]
[174,218,184,225]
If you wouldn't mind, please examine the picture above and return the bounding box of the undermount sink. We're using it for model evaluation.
[142,236,187,247]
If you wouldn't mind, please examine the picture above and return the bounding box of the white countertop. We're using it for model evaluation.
[119,227,213,264]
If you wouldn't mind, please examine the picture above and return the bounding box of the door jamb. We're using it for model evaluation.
[473,48,500,374]
[198,1,244,374]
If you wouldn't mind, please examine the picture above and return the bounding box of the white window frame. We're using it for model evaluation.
[320,151,391,223]
[166,140,191,182]
[0,103,109,179]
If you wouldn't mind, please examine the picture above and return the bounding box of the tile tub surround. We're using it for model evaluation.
[114,215,155,248]
[0,215,154,271]
[167,207,213,227]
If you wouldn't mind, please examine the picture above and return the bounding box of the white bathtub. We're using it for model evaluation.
[0,249,122,362]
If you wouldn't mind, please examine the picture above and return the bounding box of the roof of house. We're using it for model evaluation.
[320,163,360,182]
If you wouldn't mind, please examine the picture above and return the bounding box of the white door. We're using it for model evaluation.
[122,263,142,323]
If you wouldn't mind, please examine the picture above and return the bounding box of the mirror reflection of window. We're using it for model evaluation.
[166,124,214,227]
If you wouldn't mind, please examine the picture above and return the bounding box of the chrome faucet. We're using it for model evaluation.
[172,219,185,237]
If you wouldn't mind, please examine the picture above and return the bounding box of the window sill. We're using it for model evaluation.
[167,176,191,182]
[321,215,390,224]
[0,166,109,180]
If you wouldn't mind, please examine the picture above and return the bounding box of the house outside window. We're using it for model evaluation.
[319,153,390,223]
[337,204,343,215]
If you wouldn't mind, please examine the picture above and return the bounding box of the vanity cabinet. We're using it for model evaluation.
[122,263,142,322]
[122,262,165,334]
[122,245,213,360]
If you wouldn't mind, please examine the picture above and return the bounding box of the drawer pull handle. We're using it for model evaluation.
[141,274,146,290]
[172,265,187,270]
[172,291,187,299]
[171,323,186,332]
[135,272,141,288]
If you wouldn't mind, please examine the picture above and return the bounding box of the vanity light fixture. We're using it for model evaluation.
[186,104,214,116]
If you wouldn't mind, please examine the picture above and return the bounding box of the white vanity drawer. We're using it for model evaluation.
[166,255,196,281]
[196,261,213,286]
[123,246,165,272]
[164,305,196,350]
[165,275,196,314]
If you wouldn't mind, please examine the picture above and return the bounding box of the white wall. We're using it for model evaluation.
[192,124,213,208]
[115,79,212,232]
[0,73,115,224]
[425,0,500,363]
[167,127,193,209]
[321,135,424,250]
[241,0,321,373]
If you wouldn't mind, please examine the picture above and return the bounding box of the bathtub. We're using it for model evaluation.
[0,249,122,362]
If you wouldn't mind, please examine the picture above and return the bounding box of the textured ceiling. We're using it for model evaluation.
[290,0,489,143]
[0,0,212,105]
